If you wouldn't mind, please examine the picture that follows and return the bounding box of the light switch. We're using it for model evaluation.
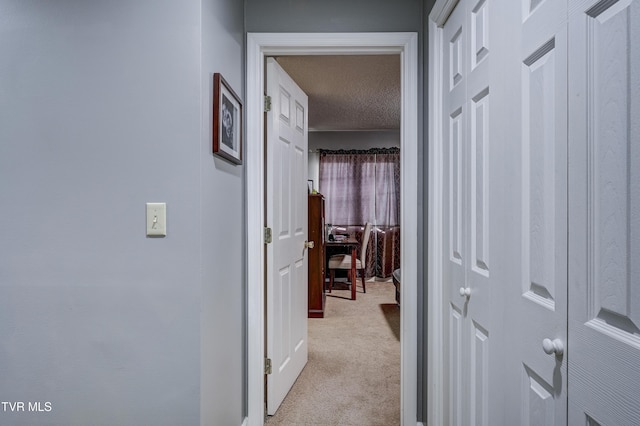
[146,202,166,236]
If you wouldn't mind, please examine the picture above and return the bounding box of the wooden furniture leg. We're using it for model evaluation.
[351,246,356,300]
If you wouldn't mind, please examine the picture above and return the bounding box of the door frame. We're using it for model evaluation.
[246,32,418,425]
[427,1,459,425]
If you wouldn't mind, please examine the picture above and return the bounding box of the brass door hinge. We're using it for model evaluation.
[264,95,272,112]
[264,227,272,244]
[265,358,272,375]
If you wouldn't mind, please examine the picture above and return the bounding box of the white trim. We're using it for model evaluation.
[430,0,460,27]
[246,32,419,426]
[427,12,446,426]
[246,33,265,426]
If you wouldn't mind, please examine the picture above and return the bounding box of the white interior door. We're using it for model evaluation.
[442,4,469,423]
[463,0,495,423]
[435,0,640,422]
[441,0,507,423]
[265,57,309,416]
[568,0,640,423]
[506,0,570,423]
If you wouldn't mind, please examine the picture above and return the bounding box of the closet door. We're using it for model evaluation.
[442,3,469,424]
[464,0,498,424]
[568,0,640,423]
[441,0,512,423]
[504,0,570,423]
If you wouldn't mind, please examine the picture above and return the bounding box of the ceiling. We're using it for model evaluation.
[274,55,401,132]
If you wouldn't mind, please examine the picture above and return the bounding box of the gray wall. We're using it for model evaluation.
[0,0,432,423]
[309,130,400,151]
[0,0,244,424]
[200,0,246,423]
[247,0,428,421]
[246,0,422,32]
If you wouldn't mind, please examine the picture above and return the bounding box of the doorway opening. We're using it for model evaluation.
[246,32,418,425]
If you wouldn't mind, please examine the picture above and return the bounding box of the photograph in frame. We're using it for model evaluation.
[213,73,243,164]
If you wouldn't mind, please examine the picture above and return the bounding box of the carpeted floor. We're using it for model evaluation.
[266,281,400,426]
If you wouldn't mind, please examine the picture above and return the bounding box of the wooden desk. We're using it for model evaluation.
[325,238,360,300]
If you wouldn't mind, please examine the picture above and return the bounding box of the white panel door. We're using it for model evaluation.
[568,0,640,423]
[510,0,569,424]
[441,0,506,424]
[442,4,469,424]
[465,0,496,424]
[266,57,309,416]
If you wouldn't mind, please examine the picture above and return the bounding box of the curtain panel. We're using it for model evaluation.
[318,148,400,278]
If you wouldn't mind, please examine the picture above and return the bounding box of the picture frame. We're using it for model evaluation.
[307,180,314,193]
[213,73,243,164]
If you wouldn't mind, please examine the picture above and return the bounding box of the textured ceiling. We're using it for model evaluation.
[274,55,401,131]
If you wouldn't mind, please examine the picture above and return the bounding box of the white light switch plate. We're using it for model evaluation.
[146,202,166,236]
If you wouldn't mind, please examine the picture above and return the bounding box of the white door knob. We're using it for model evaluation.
[542,338,564,356]
[459,287,471,297]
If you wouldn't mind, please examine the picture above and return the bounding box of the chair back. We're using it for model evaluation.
[360,223,373,266]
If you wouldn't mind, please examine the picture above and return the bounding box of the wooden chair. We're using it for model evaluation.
[328,223,373,294]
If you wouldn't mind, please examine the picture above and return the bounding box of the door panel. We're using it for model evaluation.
[442,0,570,424]
[568,0,640,422]
[516,1,569,422]
[522,365,556,426]
[437,0,639,423]
[470,320,489,425]
[442,4,468,424]
[470,87,489,277]
[266,57,309,416]
[470,0,489,69]
[465,0,492,421]
[449,305,464,426]
[442,1,498,424]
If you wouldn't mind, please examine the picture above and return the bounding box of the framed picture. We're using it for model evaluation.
[307,180,314,193]
[213,73,243,164]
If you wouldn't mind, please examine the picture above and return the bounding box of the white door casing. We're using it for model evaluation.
[246,33,418,426]
[428,5,452,424]
[568,0,640,423]
[265,58,309,416]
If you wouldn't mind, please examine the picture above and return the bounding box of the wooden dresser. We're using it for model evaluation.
[308,193,326,318]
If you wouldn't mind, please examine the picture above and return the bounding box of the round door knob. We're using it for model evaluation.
[459,287,471,297]
[542,338,564,356]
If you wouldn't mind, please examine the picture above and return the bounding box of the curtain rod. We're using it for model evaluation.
[318,147,400,155]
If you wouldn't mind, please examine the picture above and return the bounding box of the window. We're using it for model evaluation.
[319,148,400,278]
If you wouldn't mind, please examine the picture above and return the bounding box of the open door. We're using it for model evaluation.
[265,57,309,415]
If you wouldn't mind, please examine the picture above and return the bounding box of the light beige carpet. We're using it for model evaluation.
[266,281,400,426]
